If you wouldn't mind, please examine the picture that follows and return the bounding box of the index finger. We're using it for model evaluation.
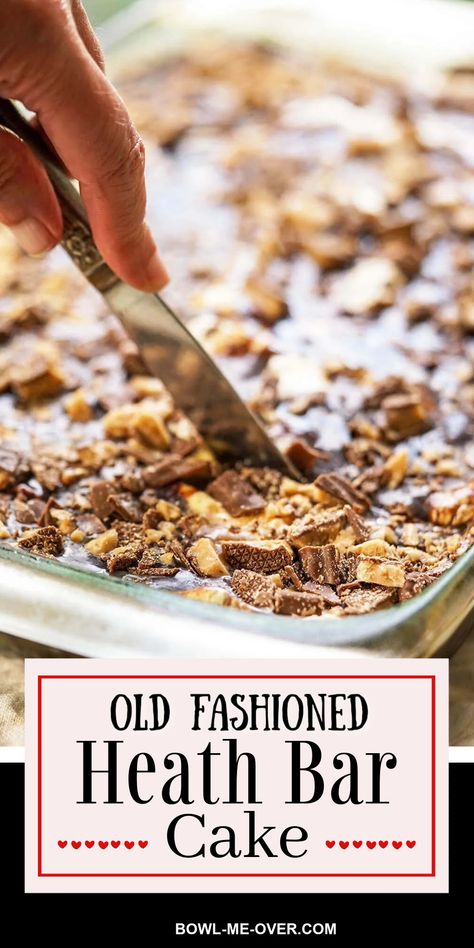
[21,12,168,291]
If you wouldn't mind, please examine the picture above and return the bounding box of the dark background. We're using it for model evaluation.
[1,763,471,942]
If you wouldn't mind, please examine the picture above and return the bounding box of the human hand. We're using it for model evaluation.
[0,0,168,291]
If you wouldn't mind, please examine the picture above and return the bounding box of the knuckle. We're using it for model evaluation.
[0,138,19,192]
[101,134,146,189]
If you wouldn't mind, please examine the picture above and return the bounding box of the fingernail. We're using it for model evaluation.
[144,250,169,291]
[9,219,56,257]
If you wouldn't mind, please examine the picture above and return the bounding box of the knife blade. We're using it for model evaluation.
[0,98,299,476]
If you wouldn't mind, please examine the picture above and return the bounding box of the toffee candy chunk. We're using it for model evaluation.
[90,482,115,521]
[18,525,64,556]
[208,470,265,517]
[340,584,398,614]
[222,540,293,573]
[289,509,346,547]
[273,587,323,617]
[187,538,228,577]
[143,455,211,487]
[106,542,145,574]
[299,544,341,585]
[314,473,369,514]
[355,556,406,588]
[231,569,280,608]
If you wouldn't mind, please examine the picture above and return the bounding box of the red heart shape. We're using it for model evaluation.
[353,841,362,848]
[339,841,349,849]
[71,841,81,850]
[111,841,120,849]
[98,841,108,850]
[138,840,148,849]
[325,840,335,849]
[366,841,376,849]
[57,840,67,849]
[406,840,416,849]
[379,840,388,849]
[85,840,95,849]
[124,841,135,850]
[392,841,402,849]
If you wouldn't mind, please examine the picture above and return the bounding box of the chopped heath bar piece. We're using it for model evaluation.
[289,509,347,547]
[344,505,369,542]
[107,492,143,524]
[273,588,323,617]
[231,569,281,609]
[0,448,24,489]
[299,545,341,585]
[314,474,369,514]
[382,389,435,440]
[222,540,293,573]
[281,564,305,590]
[340,584,398,614]
[187,538,228,577]
[90,482,115,521]
[208,470,265,517]
[106,542,145,575]
[303,582,341,606]
[143,454,211,487]
[18,525,64,557]
[286,439,329,476]
[75,514,105,537]
[426,487,474,526]
[64,389,93,422]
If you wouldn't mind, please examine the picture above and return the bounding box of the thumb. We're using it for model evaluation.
[0,125,62,254]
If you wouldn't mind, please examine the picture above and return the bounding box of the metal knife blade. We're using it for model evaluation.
[0,98,299,476]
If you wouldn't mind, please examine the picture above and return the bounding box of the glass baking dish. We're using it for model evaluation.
[1,0,473,659]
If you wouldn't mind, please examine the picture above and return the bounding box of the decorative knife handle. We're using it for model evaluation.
[0,98,117,292]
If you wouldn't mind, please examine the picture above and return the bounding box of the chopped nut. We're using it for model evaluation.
[183,587,242,608]
[208,470,265,517]
[246,278,288,324]
[0,447,24,489]
[383,448,409,488]
[186,491,226,519]
[187,538,228,577]
[426,486,474,526]
[331,257,402,314]
[356,556,406,587]
[11,352,65,402]
[401,523,420,546]
[134,411,170,449]
[350,539,394,557]
[85,528,119,557]
[64,389,93,422]
[382,390,434,440]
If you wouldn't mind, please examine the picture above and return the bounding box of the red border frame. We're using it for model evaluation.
[37,674,436,878]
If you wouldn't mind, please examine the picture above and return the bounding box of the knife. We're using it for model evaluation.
[0,98,299,478]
